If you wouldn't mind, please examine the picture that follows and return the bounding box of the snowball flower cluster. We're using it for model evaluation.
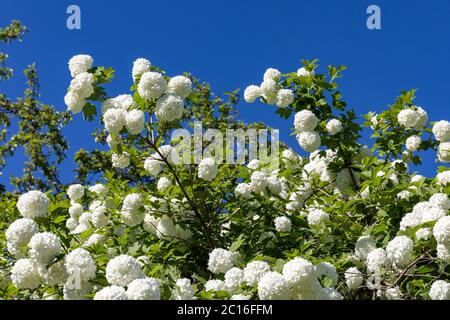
[282,257,316,287]
[307,208,330,227]
[275,89,294,108]
[6,218,38,256]
[132,58,151,81]
[294,110,318,132]
[344,267,363,289]
[386,236,413,267]
[138,71,167,99]
[111,152,130,169]
[106,255,144,287]
[172,278,195,300]
[155,93,184,122]
[144,158,162,176]
[68,54,93,78]
[438,142,450,163]
[366,248,388,273]
[432,120,450,142]
[297,67,314,77]
[198,157,218,181]
[258,271,291,300]
[274,216,292,233]
[64,248,97,282]
[10,259,40,289]
[167,75,192,99]
[121,193,144,227]
[157,177,172,191]
[102,94,136,113]
[94,286,128,300]
[429,280,450,300]
[406,135,421,152]
[65,63,95,113]
[208,248,239,274]
[28,232,62,263]
[354,236,376,261]
[127,278,160,300]
[16,190,50,219]
[224,267,245,292]
[243,261,270,286]
[326,119,343,136]
[244,85,261,103]
[67,184,84,201]
[125,109,145,135]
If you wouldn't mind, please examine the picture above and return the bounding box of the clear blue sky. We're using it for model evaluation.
[1,0,450,186]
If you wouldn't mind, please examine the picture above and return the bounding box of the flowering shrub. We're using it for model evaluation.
[0,53,450,301]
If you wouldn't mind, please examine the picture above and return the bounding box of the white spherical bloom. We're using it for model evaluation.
[385,287,402,300]
[68,54,93,78]
[69,72,94,99]
[106,255,144,287]
[167,75,192,99]
[267,176,282,195]
[366,248,388,273]
[122,193,142,211]
[91,206,109,228]
[250,171,268,193]
[307,208,329,227]
[386,236,414,267]
[66,217,78,232]
[106,134,121,149]
[149,144,175,162]
[315,262,338,287]
[260,79,277,102]
[63,280,92,300]
[414,106,428,129]
[156,215,177,239]
[172,278,196,300]
[326,119,342,136]
[297,131,321,153]
[103,108,126,134]
[274,216,292,233]
[355,236,377,261]
[132,58,151,81]
[11,259,40,289]
[406,135,421,152]
[207,248,238,274]
[344,267,363,289]
[244,85,261,103]
[5,218,39,250]
[436,244,450,263]
[235,183,252,199]
[263,68,281,81]
[125,109,145,135]
[143,214,159,234]
[67,184,84,201]
[397,190,412,200]
[28,232,62,264]
[17,190,50,219]
[224,268,245,292]
[111,152,130,169]
[121,209,144,227]
[155,93,184,122]
[231,294,251,300]
[38,260,67,287]
[138,71,167,100]
[415,228,432,241]
[397,109,419,128]
[282,257,316,287]
[432,120,450,142]
[297,67,314,77]
[69,203,84,219]
[258,272,291,300]
[336,169,359,194]
[84,233,106,247]
[429,280,450,300]
[65,248,97,282]
[94,286,128,300]
[144,158,162,176]
[64,90,85,113]
[247,159,260,170]
[433,216,450,245]
[429,193,450,210]
[89,184,108,198]
[205,279,225,292]
[275,89,294,108]
[436,171,450,186]
[127,278,160,300]
[198,157,218,181]
[157,176,172,192]
[438,142,450,163]
[294,110,319,132]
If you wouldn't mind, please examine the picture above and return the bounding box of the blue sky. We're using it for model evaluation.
[1,0,450,186]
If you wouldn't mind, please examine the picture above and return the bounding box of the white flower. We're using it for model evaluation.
[67,184,84,201]
[156,215,177,239]
[155,93,184,122]
[94,286,128,300]
[68,54,93,78]
[127,278,160,300]
[172,278,195,300]
[143,214,159,234]
[28,232,62,264]
[385,287,402,300]
[207,248,238,274]
[326,119,342,136]
[111,152,130,169]
[198,157,218,181]
[406,135,421,152]
[235,183,252,199]
[157,177,172,192]
[263,68,281,81]
[397,190,412,200]
[297,131,321,153]
[429,193,450,210]
[231,294,250,300]
[106,255,144,287]
[315,262,338,287]
[274,216,292,233]
[260,79,277,103]
[125,109,145,135]
[429,280,450,300]
[64,90,85,113]
[355,236,376,261]
[433,216,450,245]
[436,244,450,263]
[69,203,83,219]
[297,67,314,77]
[16,190,50,219]
[247,159,260,170]
[244,261,270,286]
[11,259,40,289]
[132,58,151,81]
[307,208,329,227]
[106,134,121,149]
[144,158,162,176]
[167,75,192,99]
[89,184,108,198]
[366,248,388,273]
[438,142,450,163]
[436,171,450,186]
[397,109,419,128]
[294,110,318,132]
[205,279,225,292]
[386,236,413,267]
[432,120,450,142]
[275,89,294,108]
[63,280,92,300]
[415,228,432,241]
[414,106,428,129]
[69,72,94,99]
[103,108,126,134]
[102,94,136,113]
[282,257,316,287]
[5,218,39,253]
[92,206,109,228]
[84,233,107,247]
[244,85,261,103]
[65,217,78,232]
[224,267,244,293]
[138,71,167,100]
[344,267,363,289]
[250,171,268,193]
[267,176,282,195]
[258,272,291,300]
[38,260,67,287]
[65,248,97,282]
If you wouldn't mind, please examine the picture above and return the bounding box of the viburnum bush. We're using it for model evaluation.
[1,51,450,300]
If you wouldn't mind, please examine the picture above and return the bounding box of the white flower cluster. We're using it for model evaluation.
[16,190,50,219]
[111,152,130,169]
[207,248,239,274]
[198,157,218,181]
[274,216,292,233]
[397,106,427,129]
[294,110,321,152]
[121,193,144,227]
[65,55,95,113]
